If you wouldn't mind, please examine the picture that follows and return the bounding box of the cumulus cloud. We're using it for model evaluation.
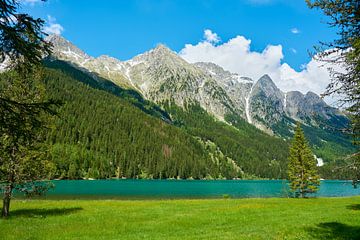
[44,15,64,35]
[203,29,221,44]
[179,29,342,102]
[291,28,300,34]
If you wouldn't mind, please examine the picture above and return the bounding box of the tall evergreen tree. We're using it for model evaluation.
[288,123,320,198]
[0,69,56,218]
[0,0,55,218]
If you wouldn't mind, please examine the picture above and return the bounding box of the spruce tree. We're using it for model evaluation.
[0,0,55,218]
[288,123,320,198]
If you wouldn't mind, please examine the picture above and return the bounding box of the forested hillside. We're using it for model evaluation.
[1,60,350,180]
[43,63,243,179]
[165,104,290,178]
[39,61,292,179]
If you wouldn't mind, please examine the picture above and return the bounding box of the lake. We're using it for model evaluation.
[41,180,360,199]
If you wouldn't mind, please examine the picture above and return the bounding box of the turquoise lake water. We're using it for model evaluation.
[43,180,360,199]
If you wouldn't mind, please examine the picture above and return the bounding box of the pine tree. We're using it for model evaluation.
[288,123,320,198]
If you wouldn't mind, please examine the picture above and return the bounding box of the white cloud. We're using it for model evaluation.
[291,28,300,34]
[44,15,64,35]
[203,29,220,44]
[179,29,343,102]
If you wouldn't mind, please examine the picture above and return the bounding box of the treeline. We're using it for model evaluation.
[43,65,241,179]
[273,112,356,179]
[273,114,355,164]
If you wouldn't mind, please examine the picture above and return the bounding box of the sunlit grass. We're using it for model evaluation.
[1,197,360,239]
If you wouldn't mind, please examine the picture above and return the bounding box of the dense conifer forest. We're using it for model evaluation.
[43,61,243,179]
[42,61,290,179]
[1,60,354,180]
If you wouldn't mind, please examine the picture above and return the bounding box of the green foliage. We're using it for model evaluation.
[14,61,355,181]
[41,61,300,180]
[288,123,320,197]
[0,69,55,217]
[165,103,289,179]
[272,115,355,162]
[13,60,353,181]
[273,114,356,179]
[0,70,56,184]
[42,65,242,180]
[0,0,51,72]
[0,0,53,218]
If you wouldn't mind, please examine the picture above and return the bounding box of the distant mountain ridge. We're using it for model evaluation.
[47,34,347,136]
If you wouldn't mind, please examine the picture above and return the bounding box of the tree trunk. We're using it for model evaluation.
[2,185,12,218]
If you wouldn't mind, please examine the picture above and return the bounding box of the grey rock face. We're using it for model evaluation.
[284,91,304,120]
[195,62,253,118]
[47,34,132,88]
[248,74,285,131]
[127,45,236,120]
[47,34,91,61]
[285,91,342,125]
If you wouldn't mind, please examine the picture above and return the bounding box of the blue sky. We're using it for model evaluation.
[23,0,336,71]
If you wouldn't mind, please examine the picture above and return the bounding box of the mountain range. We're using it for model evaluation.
[48,34,348,137]
[23,34,355,180]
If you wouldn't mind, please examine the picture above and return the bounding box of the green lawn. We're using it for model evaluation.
[1,197,360,240]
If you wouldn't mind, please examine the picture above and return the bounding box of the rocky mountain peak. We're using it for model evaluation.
[287,91,303,98]
[96,55,122,65]
[46,34,67,45]
[249,74,285,132]
[305,91,323,103]
[46,34,92,65]
[153,44,173,53]
[97,55,115,60]
[257,74,276,87]
[131,43,188,71]
[254,74,282,97]
[145,44,178,60]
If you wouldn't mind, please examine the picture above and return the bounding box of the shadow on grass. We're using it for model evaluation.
[10,207,83,218]
[306,222,360,240]
[346,204,360,211]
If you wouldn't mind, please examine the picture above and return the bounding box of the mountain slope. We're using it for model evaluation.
[40,61,296,179]
[42,62,242,179]
[126,45,237,120]
[197,62,354,164]
[48,34,133,89]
